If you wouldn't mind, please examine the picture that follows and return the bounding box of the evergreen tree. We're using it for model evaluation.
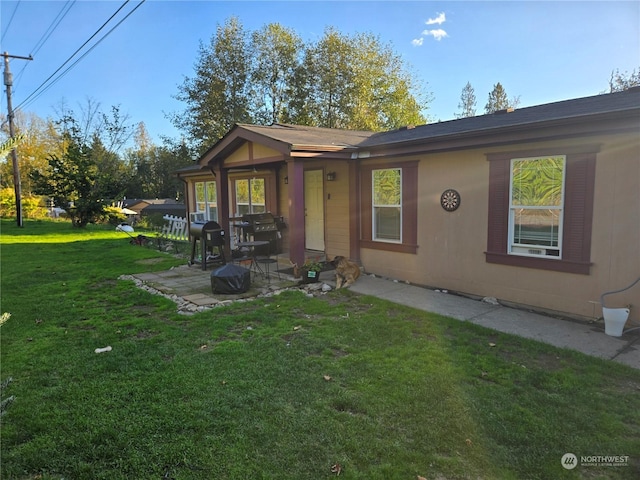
[30,105,134,227]
[485,82,521,114]
[31,132,105,227]
[485,82,510,113]
[455,81,477,118]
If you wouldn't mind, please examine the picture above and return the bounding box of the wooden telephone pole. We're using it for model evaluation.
[3,51,33,227]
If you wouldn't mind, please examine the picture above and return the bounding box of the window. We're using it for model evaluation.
[360,161,418,254]
[194,181,218,221]
[234,178,265,216]
[486,148,596,274]
[509,156,565,258]
[372,168,402,242]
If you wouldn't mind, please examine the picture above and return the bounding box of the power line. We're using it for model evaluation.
[13,0,76,87]
[14,0,145,112]
[0,0,21,44]
[13,0,131,109]
[19,0,147,110]
[31,0,76,57]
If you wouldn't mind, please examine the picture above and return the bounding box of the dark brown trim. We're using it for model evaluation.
[203,127,292,166]
[217,168,230,259]
[227,173,277,217]
[485,149,597,274]
[222,155,287,168]
[348,160,361,262]
[485,145,601,162]
[485,252,591,274]
[290,151,354,159]
[360,240,418,254]
[287,160,305,267]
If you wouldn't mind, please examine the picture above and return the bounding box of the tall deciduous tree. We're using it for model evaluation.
[287,29,428,130]
[172,19,430,149]
[348,32,427,130]
[300,28,354,129]
[0,111,63,195]
[172,16,253,154]
[455,81,477,118]
[608,67,640,92]
[251,23,303,125]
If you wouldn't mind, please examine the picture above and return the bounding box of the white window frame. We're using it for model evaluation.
[234,178,266,216]
[508,156,566,259]
[194,181,218,221]
[372,168,402,244]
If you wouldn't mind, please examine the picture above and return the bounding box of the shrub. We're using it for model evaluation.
[0,188,48,219]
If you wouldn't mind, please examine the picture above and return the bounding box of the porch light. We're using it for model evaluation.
[326,172,336,181]
[284,176,288,184]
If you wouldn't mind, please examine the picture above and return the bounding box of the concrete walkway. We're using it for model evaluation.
[347,274,640,370]
[129,264,639,370]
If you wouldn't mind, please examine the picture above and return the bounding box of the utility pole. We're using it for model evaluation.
[3,52,33,227]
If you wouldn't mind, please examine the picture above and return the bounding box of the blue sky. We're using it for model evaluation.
[1,0,638,144]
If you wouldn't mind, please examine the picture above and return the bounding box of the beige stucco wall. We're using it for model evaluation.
[278,159,352,260]
[360,132,640,323]
[322,161,352,259]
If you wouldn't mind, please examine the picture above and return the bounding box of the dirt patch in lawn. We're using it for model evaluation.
[135,258,167,265]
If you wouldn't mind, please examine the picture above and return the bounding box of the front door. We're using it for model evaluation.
[304,169,325,251]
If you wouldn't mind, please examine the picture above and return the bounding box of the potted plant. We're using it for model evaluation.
[300,260,323,283]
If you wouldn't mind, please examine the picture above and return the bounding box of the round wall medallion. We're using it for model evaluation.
[440,189,461,212]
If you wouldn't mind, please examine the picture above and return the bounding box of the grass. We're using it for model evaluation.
[1,218,639,479]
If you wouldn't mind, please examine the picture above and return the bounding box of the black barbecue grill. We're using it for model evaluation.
[239,213,284,255]
[189,221,226,270]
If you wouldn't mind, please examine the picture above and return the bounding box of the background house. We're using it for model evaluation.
[121,199,186,221]
[177,89,640,324]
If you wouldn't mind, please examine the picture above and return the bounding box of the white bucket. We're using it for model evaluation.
[603,307,630,337]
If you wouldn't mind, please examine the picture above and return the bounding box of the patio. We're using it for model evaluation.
[123,261,335,314]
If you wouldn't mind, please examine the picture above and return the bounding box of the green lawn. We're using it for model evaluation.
[1,219,639,479]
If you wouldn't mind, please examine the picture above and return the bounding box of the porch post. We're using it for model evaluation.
[348,159,361,263]
[216,167,231,259]
[287,159,305,267]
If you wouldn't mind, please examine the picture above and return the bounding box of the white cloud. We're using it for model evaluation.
[423,29,448,41]
[426,12,446,25]
[412,12,448,45]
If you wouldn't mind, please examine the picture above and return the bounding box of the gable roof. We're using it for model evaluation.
[236,123,376,150]
[197,89,640,165]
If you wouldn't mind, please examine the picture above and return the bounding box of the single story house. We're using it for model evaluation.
[176,88,640,324]
[121,199,186,220]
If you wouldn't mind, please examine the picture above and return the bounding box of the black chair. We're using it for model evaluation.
[254,241,279,283]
